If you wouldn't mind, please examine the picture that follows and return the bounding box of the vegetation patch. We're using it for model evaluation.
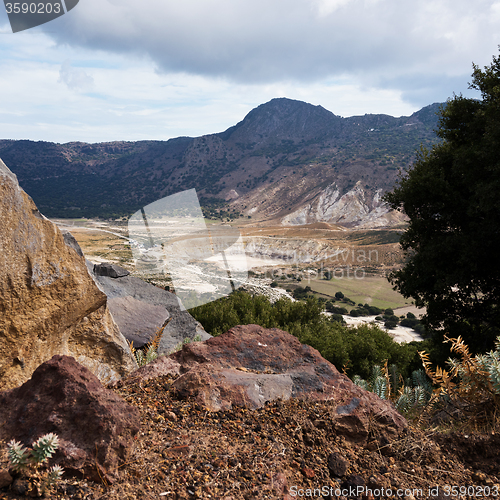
[189,291,422,379]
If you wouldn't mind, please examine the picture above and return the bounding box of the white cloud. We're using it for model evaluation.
[58,59,94,90]
[46,0,498,89]
[0,0,497,142]
[313,0,354,17]
[0,40,418,143]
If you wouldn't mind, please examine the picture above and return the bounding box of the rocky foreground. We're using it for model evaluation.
[1,326,500,499]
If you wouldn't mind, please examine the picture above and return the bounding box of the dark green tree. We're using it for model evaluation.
[384,50,500,353]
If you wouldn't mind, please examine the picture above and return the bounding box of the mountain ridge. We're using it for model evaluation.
[0,98,443,226]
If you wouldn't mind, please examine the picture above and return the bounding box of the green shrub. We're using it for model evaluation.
[329,314,346,324]
[400,317,419,328]
[367,305,384,315]
[325,302,348,315]
[190,291,420,379]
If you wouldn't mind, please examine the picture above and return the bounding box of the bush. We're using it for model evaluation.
[367,305,384,315]
[329,314,345,324]
[419,335,500,427]
[292,287,309,299]
[352,365,433,416]
[386,314,400,323]
[190,291,420,379]
[325,302,348,315]
[413,323,427,335]
[400,317,419,328]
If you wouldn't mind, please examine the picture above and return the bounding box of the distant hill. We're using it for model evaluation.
[0,98,442,226]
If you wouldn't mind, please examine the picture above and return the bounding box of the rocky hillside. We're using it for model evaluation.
[0,99,442,227]
[1,328,499,499]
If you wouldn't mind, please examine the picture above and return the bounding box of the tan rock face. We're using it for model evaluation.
[0,159,137,390]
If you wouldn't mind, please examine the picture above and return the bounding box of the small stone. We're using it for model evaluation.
[272,473,288,495]
[241,469,254,480]
[473,471,486,482]
[342,474,365,488]
[166,411,178,421]
[327,452,348,477]
[0,469,13,488]
[367,474,384,489]
[301,467,315,479]
[11,478,30,496]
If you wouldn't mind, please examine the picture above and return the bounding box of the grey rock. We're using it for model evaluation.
[93,262,130,278]
[88,261,210,352]
[327,452,348,478]
[62,231,84,257]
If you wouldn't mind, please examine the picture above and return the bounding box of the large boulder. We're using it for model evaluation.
[90,262,210,352]
[0,355,140,482]
[169,325,408,442]
[0,159,137,390]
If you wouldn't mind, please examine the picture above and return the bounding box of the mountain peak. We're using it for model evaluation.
[219,97,342,143]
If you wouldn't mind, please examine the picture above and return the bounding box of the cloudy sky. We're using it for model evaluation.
[0,0,499,143]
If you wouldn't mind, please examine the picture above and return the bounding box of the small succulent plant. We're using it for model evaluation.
[7,433,64,496]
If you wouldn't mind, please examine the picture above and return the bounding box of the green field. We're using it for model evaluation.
[305,275,411,310]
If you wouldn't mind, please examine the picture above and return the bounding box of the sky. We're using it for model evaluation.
[0,0,499,144]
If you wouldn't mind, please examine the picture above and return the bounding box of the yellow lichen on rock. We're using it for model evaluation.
[0,159,137,390]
